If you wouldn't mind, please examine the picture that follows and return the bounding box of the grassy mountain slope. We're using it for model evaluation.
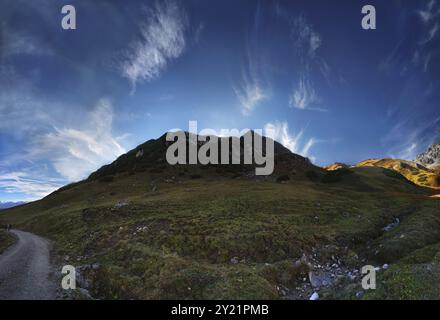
[1,134,440,300]
[354,158,440,189]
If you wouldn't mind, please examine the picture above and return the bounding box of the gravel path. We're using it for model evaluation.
[0,230,57,300]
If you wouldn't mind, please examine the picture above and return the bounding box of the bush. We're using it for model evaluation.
[321,168,353,183]
[259,260,309,287]
[149,167,164,174]
[99,175,114,183]
[306,170,318,181]
[190,174,202,179]
[276,175,290,183]
[382,168,409,183]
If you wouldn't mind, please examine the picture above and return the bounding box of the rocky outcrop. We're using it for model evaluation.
[416,141,440,168]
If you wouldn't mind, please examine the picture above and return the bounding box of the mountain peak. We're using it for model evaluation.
[87,131,318,181]
[415,141,440,168]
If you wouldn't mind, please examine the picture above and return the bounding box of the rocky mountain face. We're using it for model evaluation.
[416,141,440,168]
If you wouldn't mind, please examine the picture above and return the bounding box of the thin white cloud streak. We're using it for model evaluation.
[420,22,439,45]
[301,137,316,156]
[235,71,268,116]
[235,48,269,115]
[120,0,188,92]
[193,22,204,44]
[418,0,439,24]
[413,1,440,72]
[381,2,440,76]
[395,143,418,160]
[289,75,323,111]
[291,15,322,59]
[264,121,317,159]
[384,115,440,161]
[0,171,63,200]
[285,13,330,111]
[235,6,270,116]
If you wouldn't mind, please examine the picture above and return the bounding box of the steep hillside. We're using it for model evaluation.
[86,131,319,182]
[1,132,440,300]
[354,158,440,189]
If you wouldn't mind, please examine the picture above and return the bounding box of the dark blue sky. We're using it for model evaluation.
[1,0,439,201]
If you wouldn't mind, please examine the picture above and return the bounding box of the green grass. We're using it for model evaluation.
[0,230,16,254]
[1,165,439,299]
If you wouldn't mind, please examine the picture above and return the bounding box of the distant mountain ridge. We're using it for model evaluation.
[0,201,26,210]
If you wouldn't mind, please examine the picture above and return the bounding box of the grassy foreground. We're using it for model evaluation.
[0,229,16,255]
[1,164,439,299]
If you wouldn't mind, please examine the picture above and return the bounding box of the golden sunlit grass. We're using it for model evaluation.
[354,158,440,189]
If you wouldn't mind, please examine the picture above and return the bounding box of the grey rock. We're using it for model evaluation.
[230,257,239,264]
[309,271,333,288]
[309,292,319,300]
[113,200,129,209]
[383,218,400,232]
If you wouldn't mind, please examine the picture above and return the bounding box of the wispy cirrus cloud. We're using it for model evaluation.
[192,22,205,45]
[409,1,439,72]
[235,66,268,116]
[380,2,440,157]
[418,0,440,24]
[264,121,317,160]
[420,22,439,45]
[235,3,270,116]
[30,99,126,182]
[383,115,440,160]
[291,15,322,59]
[289,75,325,111]
[120,0,189,92]
[279,10,330,111]
[396,143,418,160]
[0,72,126,197]
[0,171,63,201]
